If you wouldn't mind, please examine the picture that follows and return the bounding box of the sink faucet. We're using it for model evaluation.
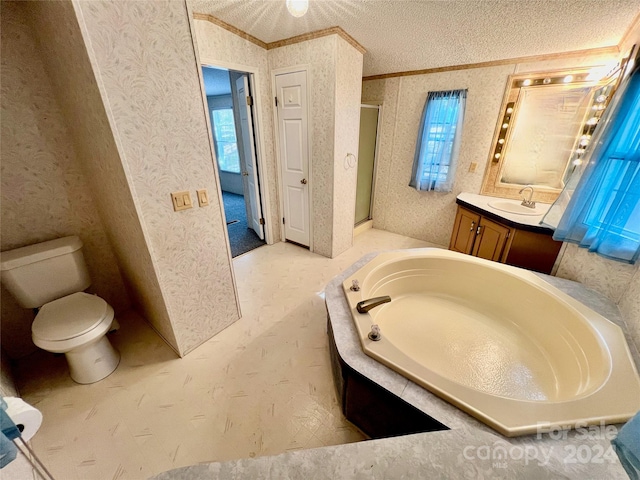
[356,296,391,313]
[519,185,536,209]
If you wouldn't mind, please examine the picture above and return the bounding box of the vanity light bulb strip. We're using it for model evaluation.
[492,102,515,163]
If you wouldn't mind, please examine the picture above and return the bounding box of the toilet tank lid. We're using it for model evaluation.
[0,236,83,271]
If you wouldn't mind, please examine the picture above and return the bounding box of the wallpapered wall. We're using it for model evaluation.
[194,19,281,246]
[332,38,364,257]
[0,2,131,359]
[74,0,240,356]
[26,0,179,353]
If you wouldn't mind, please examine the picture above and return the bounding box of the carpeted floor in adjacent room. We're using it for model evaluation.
[222,191,265,257]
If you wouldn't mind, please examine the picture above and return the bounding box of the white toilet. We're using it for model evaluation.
[0,236,120,384]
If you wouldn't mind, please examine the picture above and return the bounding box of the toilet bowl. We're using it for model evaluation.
[32,292,120,384]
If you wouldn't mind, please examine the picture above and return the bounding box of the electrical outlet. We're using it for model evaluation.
[171,191,193,212]
[469,162,478,173]
[197,189,209,207]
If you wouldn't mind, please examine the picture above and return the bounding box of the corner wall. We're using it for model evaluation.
[332,37,364,257]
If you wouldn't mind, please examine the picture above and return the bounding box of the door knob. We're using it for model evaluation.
[242,171,249,177]
[300,178,307,185]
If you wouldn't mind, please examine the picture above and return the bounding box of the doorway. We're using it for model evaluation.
[202,66,266,258]
[355,104,380,225]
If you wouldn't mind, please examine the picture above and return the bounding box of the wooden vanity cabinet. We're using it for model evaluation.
[449,205,562,274]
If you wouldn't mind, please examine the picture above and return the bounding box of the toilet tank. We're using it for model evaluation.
[0,236,91,308]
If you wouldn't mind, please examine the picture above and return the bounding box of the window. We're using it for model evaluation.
[211,108,240,173]
[549,64,640,264]
[410,90,467,192]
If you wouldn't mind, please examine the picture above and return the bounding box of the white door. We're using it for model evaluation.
[235,75,264,240]
[275,71,310,246]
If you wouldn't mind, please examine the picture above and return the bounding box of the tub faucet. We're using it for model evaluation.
[519,185,536,209]
[357,296,391,313]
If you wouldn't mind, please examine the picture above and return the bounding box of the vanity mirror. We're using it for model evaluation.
[481,66,619,203]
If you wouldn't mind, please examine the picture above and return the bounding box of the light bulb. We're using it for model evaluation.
[543,78,551,85]
[586,117,598,125]
[564,75,574,83]
[573,159,583,166]
[286,0,308,17]
[494,153,501,159]
[596,95,607,103]
[502,123,509,129]
[522,79,532,87]
[506,107,514,114]
[498,139,505,145]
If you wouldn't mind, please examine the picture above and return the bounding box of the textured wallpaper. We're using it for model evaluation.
[26,0,180,353]
[268,36,337,258]
[74,0,240,355]
[332,37,364,257]
[618,266,640,354]
[194,19,281,245]
[0,2,130,359]
[362,65,513,246]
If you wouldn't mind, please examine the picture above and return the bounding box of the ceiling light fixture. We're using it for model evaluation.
[286,0,309,17]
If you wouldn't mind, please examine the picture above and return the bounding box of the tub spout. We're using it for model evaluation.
[368,324,381,341]
[357,296,391,313]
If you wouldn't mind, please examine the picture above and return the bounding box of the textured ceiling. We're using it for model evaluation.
[189,0,640,77]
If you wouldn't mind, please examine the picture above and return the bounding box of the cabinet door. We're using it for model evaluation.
[472,217,511,261]
[449,207,481,254]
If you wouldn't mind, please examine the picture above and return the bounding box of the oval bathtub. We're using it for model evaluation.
[342,249,640,437]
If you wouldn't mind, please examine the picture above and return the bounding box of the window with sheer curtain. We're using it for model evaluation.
[211,108,241,173]
[409,89,467,192]
[544,64,640,264]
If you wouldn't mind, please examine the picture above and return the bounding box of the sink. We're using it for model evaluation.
[487,200,545,216]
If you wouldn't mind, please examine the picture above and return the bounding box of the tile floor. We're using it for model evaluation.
[16,229,437,480]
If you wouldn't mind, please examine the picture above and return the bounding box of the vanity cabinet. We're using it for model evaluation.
[449,205,562,274]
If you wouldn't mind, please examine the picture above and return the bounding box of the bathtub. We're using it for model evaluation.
[342,249,640,437]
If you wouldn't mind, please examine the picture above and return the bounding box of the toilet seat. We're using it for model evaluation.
[32,293,115,355]
[33,292,112,341]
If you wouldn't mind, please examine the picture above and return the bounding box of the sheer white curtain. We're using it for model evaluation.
[410,90,467,192]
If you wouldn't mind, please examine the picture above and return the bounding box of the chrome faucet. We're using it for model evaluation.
[519,185,536,209]
[357,296,391,313]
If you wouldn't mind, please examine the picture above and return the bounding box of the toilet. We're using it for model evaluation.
[0,236,120,384]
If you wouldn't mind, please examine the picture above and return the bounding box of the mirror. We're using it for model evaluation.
[481,67,619,203]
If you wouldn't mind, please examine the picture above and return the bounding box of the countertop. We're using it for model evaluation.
[152,252,639,480]
[456,192,554,234]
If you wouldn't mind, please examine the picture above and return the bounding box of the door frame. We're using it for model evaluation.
[358,103,382,225]
[271,64,314,252]
[200,59,274,246]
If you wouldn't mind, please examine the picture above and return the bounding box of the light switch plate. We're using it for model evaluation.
[196,189,209,207]
[171,191,193,212]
